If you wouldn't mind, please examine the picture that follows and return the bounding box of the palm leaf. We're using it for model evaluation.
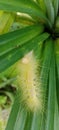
[5,91,21,130]
[52,0,59,16]
[0,0,49,24]
[37,38,53,130]
[45,48,56,130]
[0,33,49,73]
[0,24,44,55]
[44,0,55,25]
[54,90,59,130]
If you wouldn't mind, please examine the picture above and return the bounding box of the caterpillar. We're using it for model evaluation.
[15,51,43,112]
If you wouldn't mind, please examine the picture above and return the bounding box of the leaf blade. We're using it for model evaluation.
[0,33,49,73]
[0,0,48,23]
[0,24,44,55]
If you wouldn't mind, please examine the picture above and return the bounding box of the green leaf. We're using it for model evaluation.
[0,33,49,73]
[23,112,33,130]
[38,38,53,130]
[0,24,44,55]
[55,39,59,108]
[0,95,7,105]
[52,0,59,16]
[0,12,14,34]
[15,13,35,25]
[2,91,14,103]
[45,48,56,130]
[54,91,59,130]
[31,112,42,130]
[14,108,27,130]
[5,91,21,130]
[37,0,46,13]
[0,0,48,23]
[44,0,55,25]
[27,38,53,130]
[0,77,16,89]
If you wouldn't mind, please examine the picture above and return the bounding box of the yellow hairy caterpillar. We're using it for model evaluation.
[15,51,43,112]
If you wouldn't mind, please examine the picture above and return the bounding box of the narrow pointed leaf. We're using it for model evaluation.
[44,0,55,25]
[29,39,53,130]
[45,50,56,130]
[52,0,59,16]
[0,0,48,23]
[14,109,27,130]
[0,33,49,73]
[54,91,59,130]
[5,92,21,130]
[38,39,53,130]
[0,24,44,55]
[24,112,33,130]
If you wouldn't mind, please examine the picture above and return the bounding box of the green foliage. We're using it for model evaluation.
[0,0,59,130]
